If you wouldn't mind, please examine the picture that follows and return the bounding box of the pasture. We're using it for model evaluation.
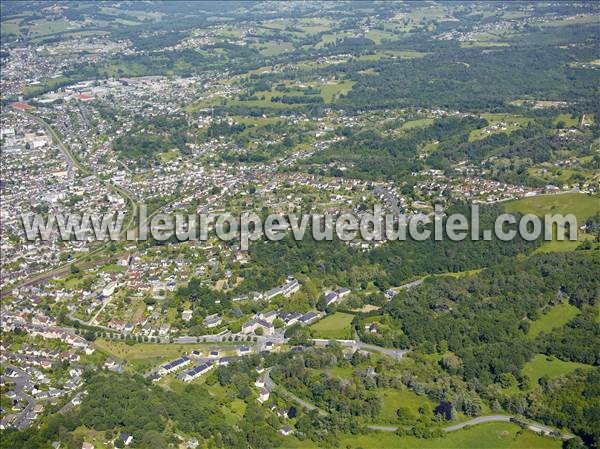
[522,354,592,387]
[310,312,355,339]
[526,301,580,339]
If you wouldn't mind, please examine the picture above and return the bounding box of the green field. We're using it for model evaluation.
[321,80,355,103]
[376,387,436,424]
[504,193,600,253]
[310,312,355,339]
[553,113,580,128]
[279,422,562,449]
[504,193,599,222]
[94,339,240,372]
[522,354,592,387]
[401,118,434,129]
[469,114,531,141]
[330,365,354,378]
[527,301,580,339]
[356,50,428,61]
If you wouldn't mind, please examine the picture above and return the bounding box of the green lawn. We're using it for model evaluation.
[94,339,240,372]
[504,193,599,222]
[553,113,580,127]
[376,387,436,424]
[522,354,592,387]
[330,365,355,379]
[310,312,355,339]
[527,301,580,339]
[504,193,600,253]
[320,80,355,103]
[402,118,434,129]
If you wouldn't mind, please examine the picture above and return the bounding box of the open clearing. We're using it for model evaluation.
[527,301,580,339]
[504,192,599,222]
[376,387,436,424]
[320,80,355,103]
[504,193,600,253]
[310,312,354,339]
[522,354,592,387]
[94,339,239,372]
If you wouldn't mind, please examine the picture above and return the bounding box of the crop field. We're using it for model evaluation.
[310,312,355,339]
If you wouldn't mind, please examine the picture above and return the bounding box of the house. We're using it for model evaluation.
[280,277,300,297]
[324,291,339,307]
[159,356,191,375]
[259,311,278,323]
[209,350,219,358]
[120,433,133,446]
[190,349,202,358]
[337,287,351,298]
[237,346,251,356]
[182,310,193,321]
[217,356,236,366]
[365,323,378,333]
[280,425,294,436]
[241,318,274,336]
[0,414,16,430]
[203,313,221,328]
[81,443,94,449]
[281,312,302,327]
[178,363,213,382]
[102,281,117,297]
[257,388,270,403]
[299,312,319,326]
[187,438,199,449]
[264,277,300,300]
[255,377,265,388]
[385,289,398,300]
[118,253,131,267]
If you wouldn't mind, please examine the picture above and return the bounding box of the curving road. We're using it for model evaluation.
[368,415,574,441]
[443,415,511,432]
[5,365,37,430]
[264,371,573,441]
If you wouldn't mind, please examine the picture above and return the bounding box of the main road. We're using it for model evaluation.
[264,368,573,441]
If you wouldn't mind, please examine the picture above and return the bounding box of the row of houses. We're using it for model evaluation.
[323,287,351,307]
[158,356,190,375]
[178,362,214,382]
[264,276,300,300]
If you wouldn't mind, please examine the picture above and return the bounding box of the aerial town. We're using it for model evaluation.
[1,2,599,449]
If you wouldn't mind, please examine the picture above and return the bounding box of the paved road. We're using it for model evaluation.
[392,278,424,292]
[443,415,512,431]
[311,338,409,360]
[368,415,574,440]
[5,365,36,430]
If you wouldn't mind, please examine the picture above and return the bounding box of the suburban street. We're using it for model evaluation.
[4,365,36,430]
